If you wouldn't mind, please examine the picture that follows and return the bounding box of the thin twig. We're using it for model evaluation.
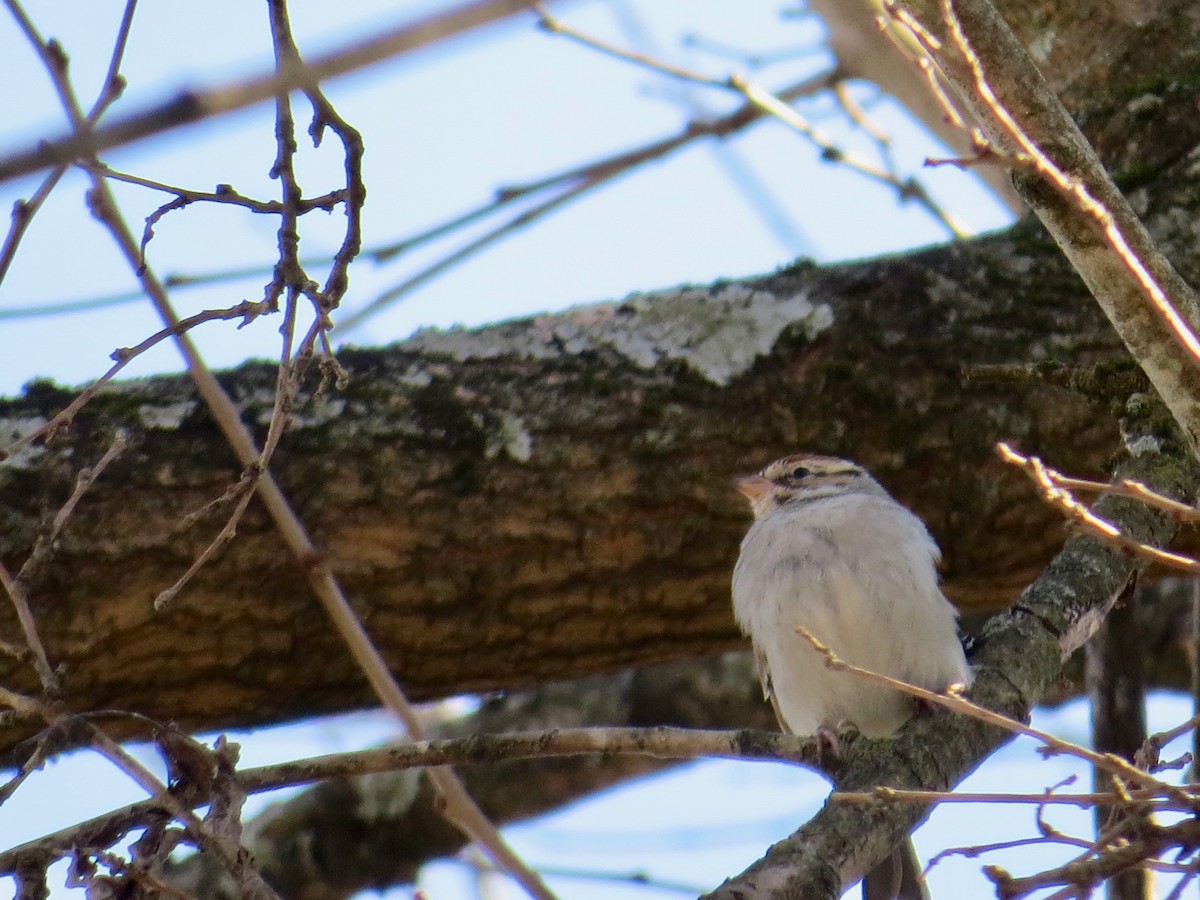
[2,70,833,327]
[0,0,543,184]
[534,4,967,238]
[88,161,344,213]
[997,442,1200,573]
[460,858,708,897]
[153,475,258,610]
[0,0,135,283]
[0,299,271,460]
[983,815,1200,898]
[793,625,1196,808]
[926,834,1081,871]
[833,787,1184,808]
[338,173,602,331]
[22,0,550,894]
[0,690,278,896]
[0,561,58,693]
[78,850,196,900]
[17,433,127,584]
[0,725,818,877]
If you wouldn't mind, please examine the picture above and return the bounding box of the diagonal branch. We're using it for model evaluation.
[897,0,1200,449]
[705,417,1200,898]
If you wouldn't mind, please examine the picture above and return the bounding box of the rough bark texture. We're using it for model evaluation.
[8,0,1200,751]
[2,0,1197,761]
[1087,583,1151,900]
[0,226,1136,759]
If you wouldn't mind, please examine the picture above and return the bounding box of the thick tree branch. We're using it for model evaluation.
[5,0,1200,759]
[0,223,1141,760]
[4,2,1200,896]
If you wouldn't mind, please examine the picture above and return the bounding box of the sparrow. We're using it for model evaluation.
[731,453,972,900]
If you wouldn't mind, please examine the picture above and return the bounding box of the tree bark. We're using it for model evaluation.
[0,221,1139,759]
[1087,581,1151,900]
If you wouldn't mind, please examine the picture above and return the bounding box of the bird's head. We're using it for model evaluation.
[733,453,879,518]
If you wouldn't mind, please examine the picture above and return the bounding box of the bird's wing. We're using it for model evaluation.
[754,646,794,733]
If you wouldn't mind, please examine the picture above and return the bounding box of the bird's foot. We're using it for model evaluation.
[815,720,860,763]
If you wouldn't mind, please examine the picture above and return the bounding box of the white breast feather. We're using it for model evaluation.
[732,493,971,737]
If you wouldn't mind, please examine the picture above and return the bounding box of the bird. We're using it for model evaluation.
[731,453,972,900]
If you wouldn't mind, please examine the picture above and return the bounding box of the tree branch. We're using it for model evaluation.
[0,0,542,184]
[705,414,1200,897]
[157,655,775,896]
[0,224,1146,759]
[899,0,1200,448]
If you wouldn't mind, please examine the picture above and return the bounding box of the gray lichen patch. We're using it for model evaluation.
[288,396,347,429]
[485,410,533,462]
[406,283,834,386]
[137,400,198,430]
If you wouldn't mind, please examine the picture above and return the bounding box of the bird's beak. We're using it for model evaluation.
[733,474,773,504]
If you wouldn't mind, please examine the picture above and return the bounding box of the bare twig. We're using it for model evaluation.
[0,562,58,693]
[88,161,344,214]
[534,4,968,238]
[16,433,127,585]
[0,299,271,460]
[998,442,1200,573]
[14,0,549,894]
[926,835,1070,869]
[74,849,196,900]
[0,0,543,184]
[0,725,818,877]
[4,70,833,329]
[0,0,135,284]
[792,625,1195,806]
[153,473,258,610]
[338,173,602,331]
[833,787,1183,808]
[0,690,279,897]
[461,858,708,897]
[982,816,1200,898]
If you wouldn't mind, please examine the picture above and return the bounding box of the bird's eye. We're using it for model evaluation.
[790,466,811,479]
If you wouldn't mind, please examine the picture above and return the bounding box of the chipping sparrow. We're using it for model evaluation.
[732,453,972,900]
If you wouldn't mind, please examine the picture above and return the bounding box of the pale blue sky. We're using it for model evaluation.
[0,0,1010,391]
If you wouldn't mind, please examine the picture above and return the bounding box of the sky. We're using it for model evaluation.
[0,0,1011,393]
[2,1,1179,899]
